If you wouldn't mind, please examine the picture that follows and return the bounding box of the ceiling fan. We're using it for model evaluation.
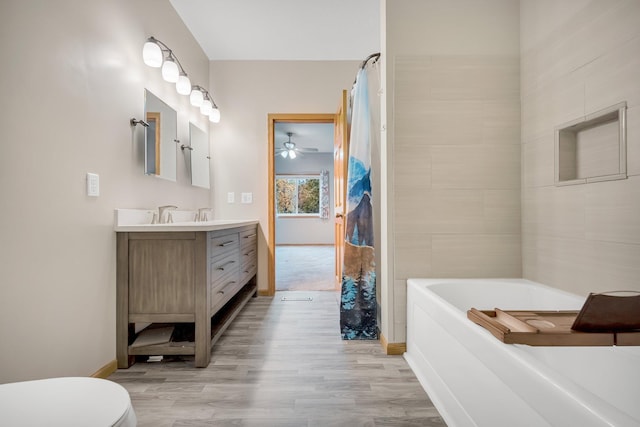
[275,132,319,159]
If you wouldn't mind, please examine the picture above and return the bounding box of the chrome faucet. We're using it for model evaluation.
[158,205,177,224]
[197,208,212,222]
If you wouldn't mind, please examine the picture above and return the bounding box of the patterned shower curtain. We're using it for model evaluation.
[340,68,377,340]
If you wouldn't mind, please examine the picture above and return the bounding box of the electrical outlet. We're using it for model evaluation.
[227,192,235,203]
[87,173,99,197]
[241,192,253,204]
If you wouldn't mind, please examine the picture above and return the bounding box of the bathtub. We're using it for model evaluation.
[405,279,640,427]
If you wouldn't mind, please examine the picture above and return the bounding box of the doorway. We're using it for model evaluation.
[268,114,337,295]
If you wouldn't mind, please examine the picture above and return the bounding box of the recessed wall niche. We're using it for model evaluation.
[555,102,627,186]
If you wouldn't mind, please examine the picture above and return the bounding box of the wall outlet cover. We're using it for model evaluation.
[87,173,99,197]
[241,192,253,204]
[227,192,235,203]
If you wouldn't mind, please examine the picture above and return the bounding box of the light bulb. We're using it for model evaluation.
[142,39,162,67]
[161,57,179,82]
[200,99,212,115]
[176,74,191,95]
[289,150,297,159]
[281,151,288,158]
[209,108,220,123]
[190,88,203,107]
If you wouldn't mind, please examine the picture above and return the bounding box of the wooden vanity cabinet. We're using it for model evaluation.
[116,224,257,368]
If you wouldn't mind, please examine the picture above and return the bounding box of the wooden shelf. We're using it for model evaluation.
[210,281,257,349]
[126,280,257,358]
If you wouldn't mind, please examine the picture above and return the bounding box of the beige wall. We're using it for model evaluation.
[520,0,640,295]
[382,0,521,343]
[207,61,360,292]
[0,0,211,383]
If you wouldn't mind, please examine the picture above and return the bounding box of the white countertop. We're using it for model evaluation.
[114,209,258,232]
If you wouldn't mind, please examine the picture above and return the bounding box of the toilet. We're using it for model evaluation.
[0,377,136,426]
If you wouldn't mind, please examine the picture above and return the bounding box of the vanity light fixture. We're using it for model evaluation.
[142,36,221,123]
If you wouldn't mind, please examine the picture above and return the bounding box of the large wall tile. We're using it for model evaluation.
[431,145,520,189]
[394,144,432,191]
[482,101,521,145]
[393,280,407,343]
[626,106,640,177]
[394,232,432,279]
[584,35,640,111]
[521,185,586,239]
[483,189,521,234]
[431,234,521,277]
[394,190,485,234]
[395,100,484,143]
[522,133,555,188]
[585,176,640,245]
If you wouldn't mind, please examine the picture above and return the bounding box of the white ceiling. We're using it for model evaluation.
[274,122,334,153]
[169,0,380,60]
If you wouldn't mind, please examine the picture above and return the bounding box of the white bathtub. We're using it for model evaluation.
[405,278,640,427]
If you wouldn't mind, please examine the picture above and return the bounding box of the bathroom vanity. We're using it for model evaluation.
[115,217,258,368]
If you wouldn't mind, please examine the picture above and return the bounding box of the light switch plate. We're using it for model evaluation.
[87,173,99,197]
[227,192,235,203]
[241,192,253,204]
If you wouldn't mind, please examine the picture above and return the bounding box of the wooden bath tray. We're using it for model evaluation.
[467,308,640,346]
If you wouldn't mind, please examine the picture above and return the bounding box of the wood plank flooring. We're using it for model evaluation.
[109,291,446,426]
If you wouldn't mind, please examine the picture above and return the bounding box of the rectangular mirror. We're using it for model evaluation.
[144,89,177,181]
[190,122,211,189]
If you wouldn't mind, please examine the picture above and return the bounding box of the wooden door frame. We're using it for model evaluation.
[267,113,336,296]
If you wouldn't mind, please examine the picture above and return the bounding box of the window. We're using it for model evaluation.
[276,175,320,216]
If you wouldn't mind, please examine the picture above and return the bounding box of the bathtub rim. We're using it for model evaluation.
[405,277,640,427]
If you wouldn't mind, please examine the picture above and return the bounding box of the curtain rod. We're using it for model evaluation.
[351,52,381,91]
[359,52,381,69]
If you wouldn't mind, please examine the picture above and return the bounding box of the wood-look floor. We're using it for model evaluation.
[110,291,446,426]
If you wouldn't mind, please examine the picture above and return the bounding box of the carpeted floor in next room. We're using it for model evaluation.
[276,245,336,291]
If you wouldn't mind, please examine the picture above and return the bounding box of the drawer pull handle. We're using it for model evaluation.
[244,233,257,239]
[218,240,235,247]
[216,280,237,295]
[244,250,255,256]
[215,260,236,271]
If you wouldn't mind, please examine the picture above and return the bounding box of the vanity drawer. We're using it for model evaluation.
[240,261,257,285]
[240,246,257,283]
[209,232,239,259]
[210,251,239,285]
[239,229,257,249]
[211,276,241,312]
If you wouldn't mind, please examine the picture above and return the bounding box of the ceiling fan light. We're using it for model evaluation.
[289,150,297,159]
[280,150,288,158]
[142,38,162,67]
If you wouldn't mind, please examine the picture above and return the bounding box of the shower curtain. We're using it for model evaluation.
[340,68,377,340]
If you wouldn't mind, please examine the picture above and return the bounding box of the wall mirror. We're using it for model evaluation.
[189,122,211,189]
[144,89,177,181]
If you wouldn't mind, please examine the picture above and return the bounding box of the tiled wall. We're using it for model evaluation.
[391,55,522,340]
[382,0,521,343]
[521,0,640,296]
